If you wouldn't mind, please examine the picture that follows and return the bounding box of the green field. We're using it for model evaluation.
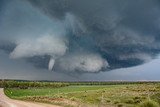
[4,83,160,107]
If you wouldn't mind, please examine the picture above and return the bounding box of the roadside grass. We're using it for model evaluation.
[4,83,160,107]
[138,100,159,107]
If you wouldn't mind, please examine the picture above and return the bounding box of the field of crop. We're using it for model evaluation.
[4,82,160,107]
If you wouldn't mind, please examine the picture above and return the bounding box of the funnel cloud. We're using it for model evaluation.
[0,0,160,80]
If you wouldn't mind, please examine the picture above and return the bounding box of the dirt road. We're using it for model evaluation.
[0,88,60,107]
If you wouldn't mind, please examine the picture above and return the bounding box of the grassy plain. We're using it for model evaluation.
[4,82,160,107]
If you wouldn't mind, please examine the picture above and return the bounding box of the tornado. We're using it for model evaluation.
[48,58,55,71]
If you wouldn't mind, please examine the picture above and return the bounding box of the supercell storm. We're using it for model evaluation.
[0,0,160,73]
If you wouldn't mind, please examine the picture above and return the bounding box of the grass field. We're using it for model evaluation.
[4,83,160,107]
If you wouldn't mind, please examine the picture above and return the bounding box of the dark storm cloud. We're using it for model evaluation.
[0,0,160,73]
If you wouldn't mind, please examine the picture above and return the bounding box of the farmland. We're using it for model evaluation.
[1,80,160,107]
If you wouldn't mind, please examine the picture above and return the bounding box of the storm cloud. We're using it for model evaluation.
[0,0,160,74]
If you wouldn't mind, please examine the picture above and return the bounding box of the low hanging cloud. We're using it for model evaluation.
[10,35,67,59]
[10,35,68,71]
[0,0,160,73]
[56,53,109,72]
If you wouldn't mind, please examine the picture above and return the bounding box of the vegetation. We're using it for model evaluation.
[3,81,160,107]
[138,100,159,107]
[1,79,159,88]
[0,80,69,89]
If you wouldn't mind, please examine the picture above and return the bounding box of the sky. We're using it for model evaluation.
[0,0,160,81]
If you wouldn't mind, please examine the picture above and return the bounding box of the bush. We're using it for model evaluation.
[117,103,123,107]
[114,100,120,104]
[134,99,141,104]
[125,99,134,104]
[138,100,159,107]
[70,97,77,101]
[105,99,111,103]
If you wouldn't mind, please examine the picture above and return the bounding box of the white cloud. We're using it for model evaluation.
[10,35,67,59]
[57,53,109,72]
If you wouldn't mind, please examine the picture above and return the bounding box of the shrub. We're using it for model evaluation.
[138,100,159,107]
[70,97,77,101]
[134,99,141,104]
[117,103,123,107]
[125,99,134,104]
[134,96,141,100]
[114,100,120,104]
[105,99,111,103]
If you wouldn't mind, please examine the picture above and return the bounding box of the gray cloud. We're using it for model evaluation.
[0,0,160,75]
[54,52,108,72]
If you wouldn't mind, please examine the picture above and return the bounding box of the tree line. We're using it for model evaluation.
[0,80,159,89]
[0,80,70,89]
